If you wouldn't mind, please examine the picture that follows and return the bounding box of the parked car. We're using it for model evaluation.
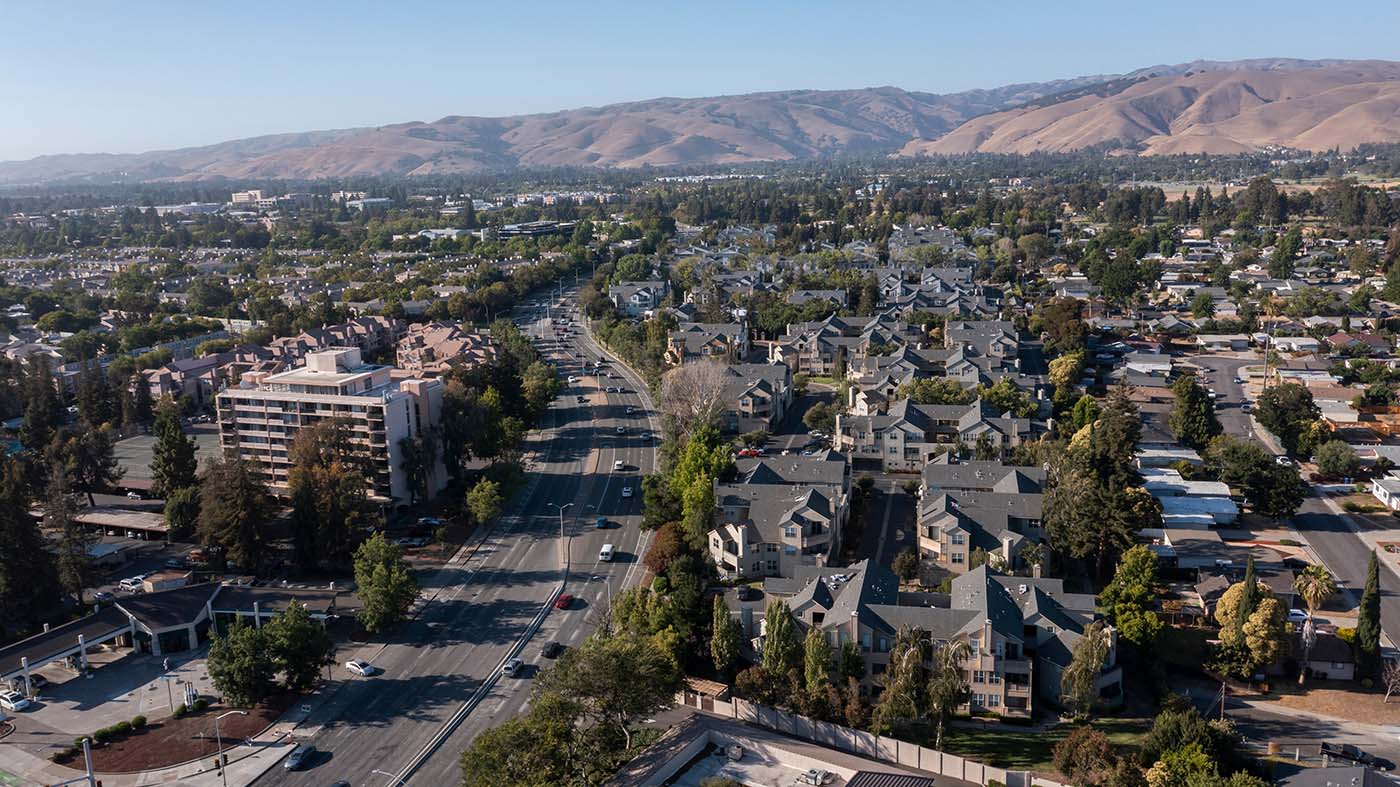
[554,593,574,610]
[283,743,315,770]
[542,642,565,659]
[118,576,146,592]
[1276,455,1296,467]
[577,395,587,403]
[1321,742,1379,767]
[502,658,524,677]
[93,590,114,602]
[1288,609,1309,624]
[0,690,29,711]
[567,376,578,383]
[344,659,377,677]
[625,406,636,415]
[126,491,143,500]
[621,486,633,498]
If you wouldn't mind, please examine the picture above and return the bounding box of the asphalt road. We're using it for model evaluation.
[257,289,659,787]
[1193,353,1400,643]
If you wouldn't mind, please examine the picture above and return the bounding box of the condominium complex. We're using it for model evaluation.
[216,347,447,503]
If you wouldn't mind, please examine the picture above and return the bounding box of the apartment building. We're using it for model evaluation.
[769,315,927,377]
[664,322,750,365]
[917,459,1047,574]
[720,363,792,434]
[395,322,495,377]
[835,399,1032,472]
[216,347,447,503]
[708,454,850,578]
[725,561,1121,716]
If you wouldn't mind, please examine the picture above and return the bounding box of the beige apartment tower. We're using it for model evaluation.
[216,347,447,504]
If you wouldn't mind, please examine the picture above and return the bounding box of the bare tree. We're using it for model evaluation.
[660,359,730,439]
[1384,659,1400,703]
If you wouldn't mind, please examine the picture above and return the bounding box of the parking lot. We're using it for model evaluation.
[112,423,221,486]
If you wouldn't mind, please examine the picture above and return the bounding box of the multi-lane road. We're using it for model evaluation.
[258,289,658,786]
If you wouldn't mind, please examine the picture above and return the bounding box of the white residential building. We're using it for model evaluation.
[216,347,447,503]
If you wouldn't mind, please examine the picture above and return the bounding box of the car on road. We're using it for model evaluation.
[1240,403,1252,413]
[567,376,578,383]
[93,590,114,602]
[0,690,30,711]
[542,642,566,659]
[578,395,587,403]
[417,516,445,528]
[613,460,625,471]
[625,406,636,415]
[283,743,315,770]
[164,557,186,568]
[118,576,147,592]
[621,486,633,498]
[1321,742,1379,767]
[595,515,608,529]
[502,657,524,677]
[555,593,574,610]
[345,659,377,677]
[1287,609,1309,624]
[615,426,625,434]
[126,491,143,500]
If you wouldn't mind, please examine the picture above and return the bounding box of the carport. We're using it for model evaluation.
[0,606,133,695]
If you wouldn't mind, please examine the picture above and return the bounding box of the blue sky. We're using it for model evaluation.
[2,0,1398,161]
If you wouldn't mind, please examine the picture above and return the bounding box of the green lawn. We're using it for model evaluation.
[941,717,1151,776]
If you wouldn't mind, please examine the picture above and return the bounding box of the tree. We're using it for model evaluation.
[659,360,730,439]
[48,471,94,604]
[873,627,924,735]
[979,378,1037,418]
[1204,435,1306,519]
[1045,466,1154,580]
[1213,579,1287,673]
[207,622,275,707]
[1061,621,1110,719]
[1358,550,1382,679]
[1100,545,1162,649]
[892,548,920,582]
[643,522,686,576]
[197,459,275,572]
[1053,726,1119,787]
[710,595,740,679]
[839,640,866,681]
[150,397,197,498]
[1269,225,1303,279]
[1168,376,1220,450]
[1384,660,1400,703]
[0,459,60,637]
[802,402,837,434]
[354,533,419,633]
[1189,291,1215,319]
[1255,383,1319,456]
[761,600,801,677]
[536,634,681,750]
[398,432,438,506]
[61,423,124,506]
[264,601,333,692]
[75,361,116,427]
[465,477,505,525]
[459,695,577,787]
[1071,394,1100,432]
[898,378,975,406]
[163,485,200,541]
[926,639,970,749]
[287,419,378,570]
[803,627,832,694]
[1293,564,1336,620]
[1038,298,1087,354]
[19,356,62,452]
[1314,439,1359,479]
[1048,351,1086,393]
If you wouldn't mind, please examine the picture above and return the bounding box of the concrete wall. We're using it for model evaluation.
[681,691,1066,787]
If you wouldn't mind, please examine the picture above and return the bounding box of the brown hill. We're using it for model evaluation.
[900,62,1400,157]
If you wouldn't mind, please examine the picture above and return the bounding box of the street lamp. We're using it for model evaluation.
[213,710,247,787]
[547,502,573,539]
[373,768,410,787]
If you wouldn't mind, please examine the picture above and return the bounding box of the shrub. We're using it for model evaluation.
[114,721,132,734]
[172,704,188,718]
[1279,538,1302,547]
[1337,626,1357,645]
[131,715,146,729]
[193,698,209,711]
[92,728,112,743]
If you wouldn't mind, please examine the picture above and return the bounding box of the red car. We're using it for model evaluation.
[554,593,574,610]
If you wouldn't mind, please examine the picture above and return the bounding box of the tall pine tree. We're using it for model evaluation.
[150,396,197,497]
[1358,550,1382,679]
[0,459,60,637]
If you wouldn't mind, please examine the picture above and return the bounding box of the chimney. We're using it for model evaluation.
[1032,562,1042,579]
[849,611,859,644]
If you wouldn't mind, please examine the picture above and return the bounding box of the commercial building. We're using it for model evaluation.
[216,347,447,504]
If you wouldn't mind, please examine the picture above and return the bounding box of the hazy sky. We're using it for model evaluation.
[3,0,1398,161]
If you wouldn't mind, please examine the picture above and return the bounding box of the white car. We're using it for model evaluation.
[567,376,578,383]
[345,659,376,677]
[126,491,143,500]
[616,426,625,435]
[621,486,634,498]
[613,460,625,471]
[0,690,30,712]
[118,576,146,592]
[1287,609,1310,624]
[502,657,524,677]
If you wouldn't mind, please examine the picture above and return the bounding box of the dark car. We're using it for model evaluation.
[595,516,608,529]
[284,743,315,770]
[542,641,565,659]
[1322,742,1379,767]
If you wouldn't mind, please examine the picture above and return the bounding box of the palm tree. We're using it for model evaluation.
[1294,564,1338,684]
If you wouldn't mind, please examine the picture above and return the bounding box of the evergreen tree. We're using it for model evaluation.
[47,470,94,604]
[1358,550,1382,678]
[0,459,60,637]
[19,356,62,452]
[163,486,200,541]
[75,361,115,427]
[1168,376,1221,450]
[127,374,154,427]
[1235,557,1258,644]
[354,533,419,633]
[803,627,832,693]
[150,396,197,497]
[710,594,740,679]
[761,600,801,678]
[197,458,275,571]
[61,423,124,506]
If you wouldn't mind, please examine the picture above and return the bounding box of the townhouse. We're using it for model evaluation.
[726,561,1122,716]
[835,399,1032,472]
[769,315,927,377]
[664,321,750,366]
[916,459,1047,573]
[719,363,792,435]
[708,454,850,578]
[609,280,669,317]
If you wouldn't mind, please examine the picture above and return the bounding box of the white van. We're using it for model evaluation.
[599,544,615,562]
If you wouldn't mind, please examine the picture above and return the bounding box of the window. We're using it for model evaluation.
[950,534,965,545]
[971,693,985,707]
[972,670,986,683]
[987,694,1000,708]
[765,560,778,572]
[784,526,797,538]
[951,553,965,564]
[784,545,797,555]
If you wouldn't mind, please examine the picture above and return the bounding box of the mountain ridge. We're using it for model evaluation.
[3,58,1397,185]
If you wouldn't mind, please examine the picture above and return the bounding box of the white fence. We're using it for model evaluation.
[679,691,1069,787]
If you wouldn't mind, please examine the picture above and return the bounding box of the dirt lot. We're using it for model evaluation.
[1267,682,1400,725]
[56,693,293,773]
